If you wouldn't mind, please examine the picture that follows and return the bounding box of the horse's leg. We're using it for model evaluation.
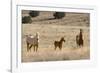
[36,44,38,52]
[54,45,57,50]
[76,41,78,48]
[82,40,84,47]
[33,45,35,52]
[59,47,62,50]
[59,45,62,50]
[79,39,83,48]
[27,42,29,52]
[29,44,33,51]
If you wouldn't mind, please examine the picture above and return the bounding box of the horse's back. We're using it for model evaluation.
[26,37,34,44]
[54,41,57,44]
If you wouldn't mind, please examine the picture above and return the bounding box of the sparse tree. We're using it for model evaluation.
[22,16,32,23]
[29,11,39,17]
[53,12,65,19]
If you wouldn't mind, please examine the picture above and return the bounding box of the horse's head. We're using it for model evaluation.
[35,32,39,37]
[80,29,83,33]
[61,37,65,42]
[35,32,39,42]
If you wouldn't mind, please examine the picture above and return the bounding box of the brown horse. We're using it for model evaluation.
[54,37,65,50]
[76,29,84,47]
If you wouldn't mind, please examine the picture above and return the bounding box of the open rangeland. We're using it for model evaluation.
[22,11,90,62]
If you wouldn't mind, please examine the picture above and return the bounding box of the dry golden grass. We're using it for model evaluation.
[22,47,90,62]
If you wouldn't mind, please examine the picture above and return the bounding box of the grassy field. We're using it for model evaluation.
[22,11,90,62]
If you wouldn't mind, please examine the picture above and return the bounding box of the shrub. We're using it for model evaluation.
[29,11,39,17]
[53,12,65,19]
[22,16,32,23]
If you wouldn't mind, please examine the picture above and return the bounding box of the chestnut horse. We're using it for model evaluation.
[54,37,65,50]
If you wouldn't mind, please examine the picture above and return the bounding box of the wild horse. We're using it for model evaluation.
[25,32,39,52]
[54,37,65,50]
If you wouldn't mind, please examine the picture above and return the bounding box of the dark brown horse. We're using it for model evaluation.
[76,29,84,47]
[54,37,65,50]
